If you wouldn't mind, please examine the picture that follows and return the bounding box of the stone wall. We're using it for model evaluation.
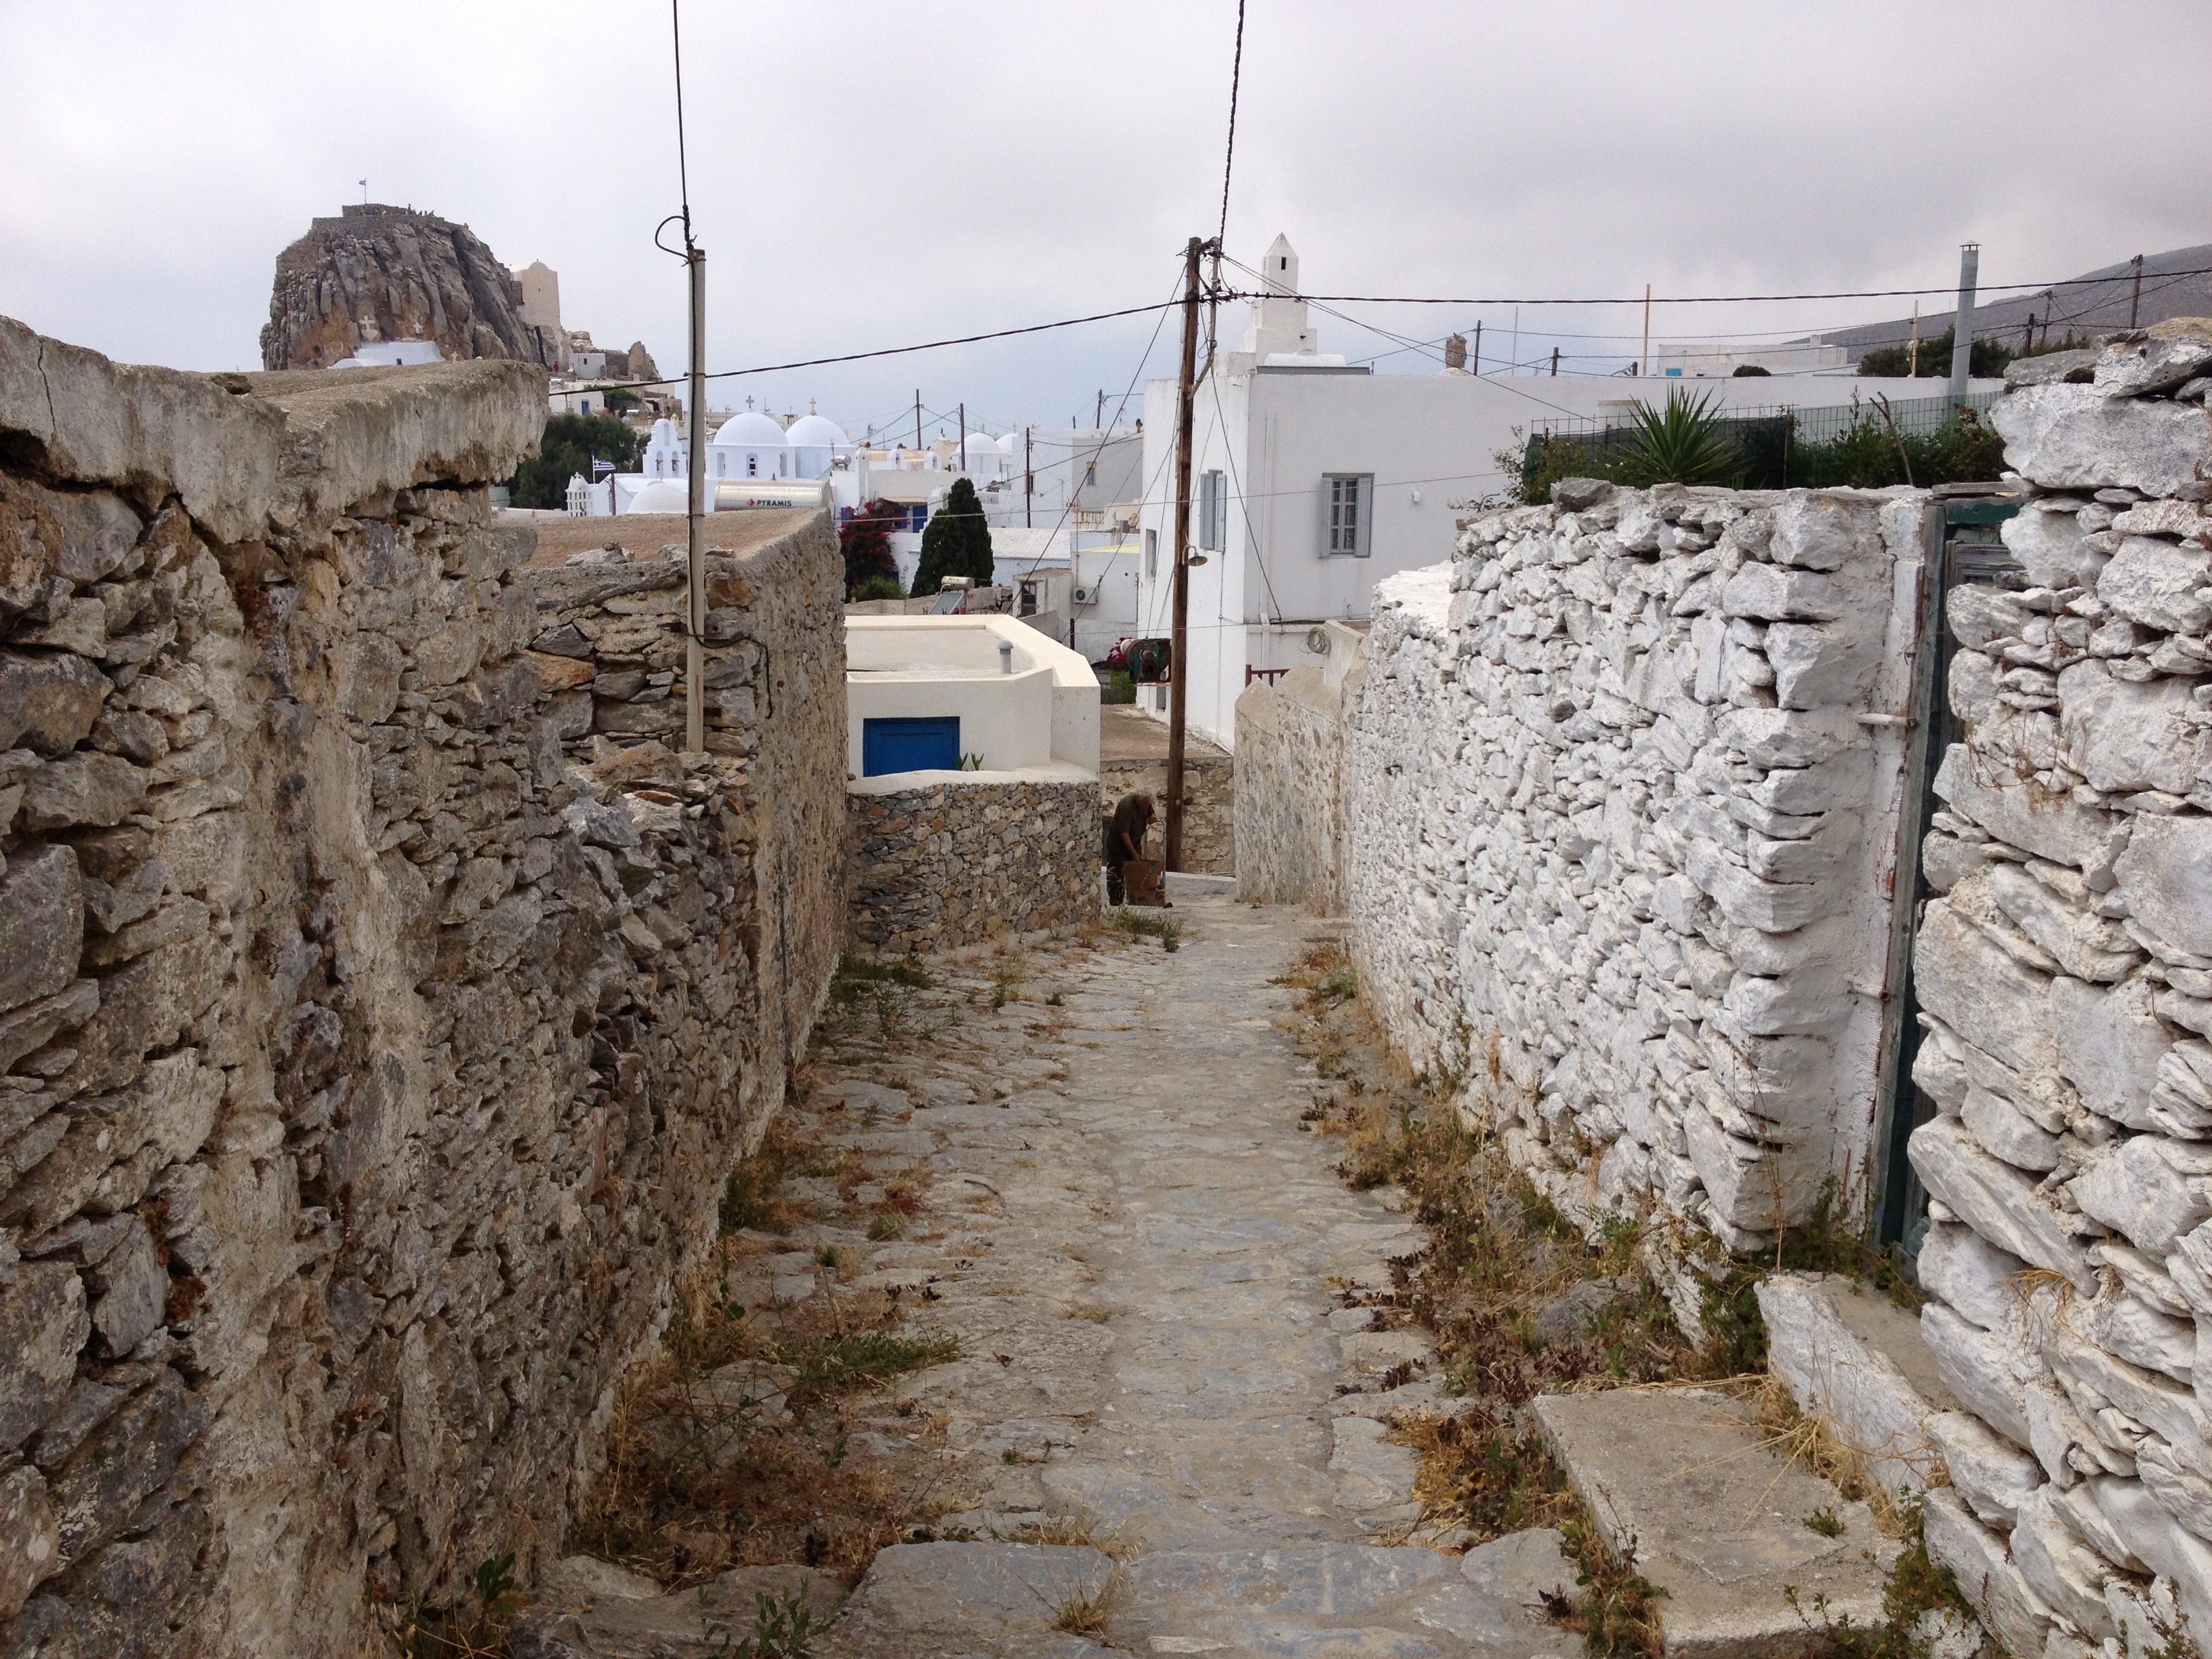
[1907,327,2212,1650]
[0,319,844,1656]
[847,774,1101,953]
[1341,485,1929,1250]
[1100,753,1232,876]
[1233,657,1360,912]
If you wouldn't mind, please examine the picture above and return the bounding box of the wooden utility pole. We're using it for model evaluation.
[958,402,966,472]
[684,245,707,753]
[2129,253,2144,329]
[1640,284,1651,377]
[914,390,922,453]
[1471,320,1481,375]
[1164,234,1204,872]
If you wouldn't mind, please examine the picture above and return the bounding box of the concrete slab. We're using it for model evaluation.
[1534,1388,1899,1658]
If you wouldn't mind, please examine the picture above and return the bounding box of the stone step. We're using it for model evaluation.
[1534,1387,1902,1659]
[508,1557,848,1658]
[819,1533,1585,1658]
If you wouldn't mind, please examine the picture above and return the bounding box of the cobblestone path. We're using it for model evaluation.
[525,897,1582,1657]
[805,897,1579,1658]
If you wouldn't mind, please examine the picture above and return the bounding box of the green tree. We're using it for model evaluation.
[1856,328,2014,380]
[912,476,994,595]
[508,412,647,510]
[839,499,903,598]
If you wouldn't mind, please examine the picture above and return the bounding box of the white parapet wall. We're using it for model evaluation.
[845,613,1100,776]
[1345,482,1931,1250]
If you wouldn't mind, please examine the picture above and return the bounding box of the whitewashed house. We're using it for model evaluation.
[1136,232,2006,751]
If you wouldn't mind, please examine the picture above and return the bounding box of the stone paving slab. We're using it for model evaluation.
[1534,1389,1899,1658]
[782,899,1602,1655]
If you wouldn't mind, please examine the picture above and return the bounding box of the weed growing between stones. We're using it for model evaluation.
[1032,1562,1126,1641]
[381,1551,524,1658]
[1109,909,1181,950]
[1782,1496,1975,1659]
[570,1226,960,1587]
[1696,1184,1923,1375]
[701,1583,827,1658]
[1286,937,1723,1657]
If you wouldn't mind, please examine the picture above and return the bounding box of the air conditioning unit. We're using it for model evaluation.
[1071,585,1097,605]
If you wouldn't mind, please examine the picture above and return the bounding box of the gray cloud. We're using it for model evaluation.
[3,0,2205,435]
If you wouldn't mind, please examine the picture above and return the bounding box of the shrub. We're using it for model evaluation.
[840,499,903,598]
[1612,389,1744,488]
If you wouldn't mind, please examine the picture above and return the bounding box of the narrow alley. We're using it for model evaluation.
[521,898,1586,1658]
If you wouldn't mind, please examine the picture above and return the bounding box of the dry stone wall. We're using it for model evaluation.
[1234,659,1359,912]
[1909,325,2212,1651]
[847,775,1101,953]
[0,319,843,1657]
[1343,483,1930,1253]
[1100,752,1232,876]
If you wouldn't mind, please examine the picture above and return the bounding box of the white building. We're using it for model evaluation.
[1644,336,1852,377]
[979,427,1145,530]
[1134,231,2005,752]
[845,614,1099,781]
[327,321,444,370]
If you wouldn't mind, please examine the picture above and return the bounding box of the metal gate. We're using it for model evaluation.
[1870,491,2026,1260]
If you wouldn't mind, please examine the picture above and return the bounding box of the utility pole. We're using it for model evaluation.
[1640,285,1651,377]
[1025,428,1033,529]
[1948,242,1980,411]
[1471,320,1481,375]
[1908,300,1921,377]
[1097,390,1105,429]
[684,245,708,753]
[958,402,966,473]
[1549,346,1559,377]
[914,390,922,453]
[2022,313,2035,355]
[1164,234,1204,874]
[2129,253,2144,329]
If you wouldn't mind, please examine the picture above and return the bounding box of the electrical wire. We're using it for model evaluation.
[1014,266,1185,581]
[1218,0,1245,250]
[1260,264,2212,308]
[548,299,1188,397]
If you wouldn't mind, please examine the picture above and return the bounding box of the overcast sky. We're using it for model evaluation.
[4,1,2206,439]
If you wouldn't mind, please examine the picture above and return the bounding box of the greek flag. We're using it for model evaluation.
[591,457,616,475]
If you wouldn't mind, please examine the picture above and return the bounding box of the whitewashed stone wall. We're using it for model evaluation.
[1910,326,2212,1652]
[1346,485,1929,1251]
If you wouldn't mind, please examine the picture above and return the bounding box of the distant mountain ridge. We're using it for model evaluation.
[260,203,564,371]
[1826,241,2212,360]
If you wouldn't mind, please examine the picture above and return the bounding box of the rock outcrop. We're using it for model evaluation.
[259,203,565,371]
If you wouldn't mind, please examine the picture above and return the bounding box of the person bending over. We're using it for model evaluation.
[1103,791,1156,906]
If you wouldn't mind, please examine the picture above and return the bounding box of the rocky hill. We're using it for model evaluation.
[259,203,565,371]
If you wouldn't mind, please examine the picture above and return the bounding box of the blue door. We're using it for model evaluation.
[861,716,960,777]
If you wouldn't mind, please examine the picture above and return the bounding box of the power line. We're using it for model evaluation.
[558,300,1189,396]
[1217,0,1245,249]
[1256,264,2212,309]
[1016,267,1185,581]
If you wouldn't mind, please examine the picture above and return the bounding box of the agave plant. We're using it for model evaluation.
[1615,388,1743,487]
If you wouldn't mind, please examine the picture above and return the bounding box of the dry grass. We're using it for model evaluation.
[1032,1561,1126,1640]
[570,1177,961,1587]
[1063,1302,1112,1323]
[1284,940,1723,1658]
